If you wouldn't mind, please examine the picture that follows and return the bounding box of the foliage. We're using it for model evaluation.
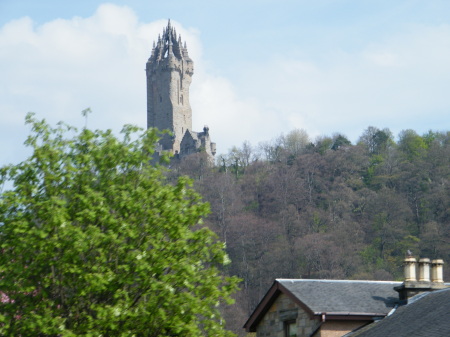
[0,113,239,336]
[358,126,394,155]
[169,126,450,336]
[331,134,351,151]
[398,129,427,160]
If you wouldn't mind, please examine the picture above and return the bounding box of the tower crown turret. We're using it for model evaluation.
[148,19,191,64]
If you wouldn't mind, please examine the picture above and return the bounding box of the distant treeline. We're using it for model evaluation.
[168,126,450,336]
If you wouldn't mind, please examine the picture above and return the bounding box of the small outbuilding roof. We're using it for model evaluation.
[244,279,402,332]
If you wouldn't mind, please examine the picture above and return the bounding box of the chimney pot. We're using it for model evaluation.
[418,258,431,282]
[404,257,417,281]
[431,259,444,283]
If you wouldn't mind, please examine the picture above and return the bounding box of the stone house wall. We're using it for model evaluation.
[255,294,370,337]
[256,293,321,337]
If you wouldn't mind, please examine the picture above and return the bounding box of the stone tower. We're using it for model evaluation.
[146,20,216,158]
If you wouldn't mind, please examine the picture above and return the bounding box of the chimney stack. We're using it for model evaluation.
[396,257,447,302]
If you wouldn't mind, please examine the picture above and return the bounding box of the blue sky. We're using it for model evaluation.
[1,0,450,166]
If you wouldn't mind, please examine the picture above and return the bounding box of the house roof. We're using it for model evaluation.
[346,287,450,337]
[244,279,402,332]
[278,279,401,315]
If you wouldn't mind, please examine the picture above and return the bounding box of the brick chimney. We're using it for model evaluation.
[395,257,447,301]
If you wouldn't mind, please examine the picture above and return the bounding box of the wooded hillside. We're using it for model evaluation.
[168,126,450,335]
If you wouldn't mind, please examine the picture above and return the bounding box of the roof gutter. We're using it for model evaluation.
[316,312,387,322]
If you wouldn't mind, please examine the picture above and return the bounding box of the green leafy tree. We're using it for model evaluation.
[281,129,310,156]
[0,112,239,336]
[331,133,351,151]
[358,126,393,155]
[398,129,427,160]
[313,136,333,155]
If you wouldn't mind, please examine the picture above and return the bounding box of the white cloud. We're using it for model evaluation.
[191,73,284,153]
[364,51,400,67]
[235,23,450,143]
[0,4,250,164]
[1,4,449,167]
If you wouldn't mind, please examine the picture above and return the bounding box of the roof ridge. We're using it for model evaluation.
[407,286,450,305]
[276,279,402,284]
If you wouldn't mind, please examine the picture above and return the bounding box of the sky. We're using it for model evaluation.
[1,0,450,167]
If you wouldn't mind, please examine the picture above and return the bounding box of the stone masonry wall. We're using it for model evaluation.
[171,65,192,153]
[256,294,321,337]
[147,60,192,154]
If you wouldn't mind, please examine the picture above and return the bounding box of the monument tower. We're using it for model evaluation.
[146,20,215,158]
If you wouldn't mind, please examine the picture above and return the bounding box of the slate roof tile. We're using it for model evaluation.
[347,287,450,337]
[277,279,401,315]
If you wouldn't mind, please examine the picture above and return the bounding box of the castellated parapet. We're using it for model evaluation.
[146,20,215,158]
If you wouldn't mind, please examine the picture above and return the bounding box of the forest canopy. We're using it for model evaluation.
[169,126,450,335]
